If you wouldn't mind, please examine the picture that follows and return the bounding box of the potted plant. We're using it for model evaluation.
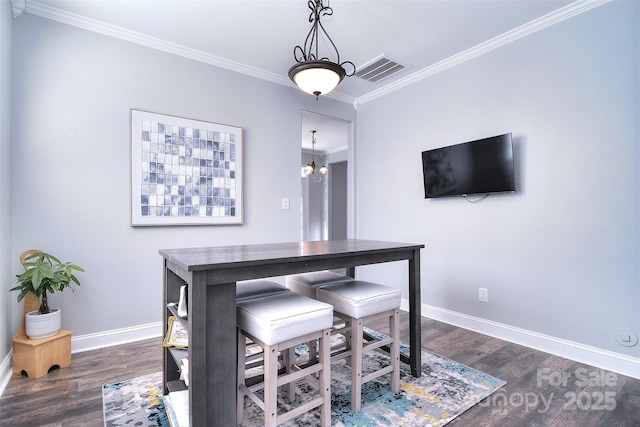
[10,251,84,340]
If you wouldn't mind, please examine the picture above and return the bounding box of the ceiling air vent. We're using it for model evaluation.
[355,56,410,83]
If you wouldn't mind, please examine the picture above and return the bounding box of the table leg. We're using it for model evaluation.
[346,266,356,278]
[189,276,237,426]
[409,250,422,377]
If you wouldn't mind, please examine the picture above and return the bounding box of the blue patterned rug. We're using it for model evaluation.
[102,336,505,426]
[102,371,168,427]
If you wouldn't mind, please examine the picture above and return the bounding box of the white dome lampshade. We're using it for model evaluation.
[289,60,346,99]
[304,163,314,175]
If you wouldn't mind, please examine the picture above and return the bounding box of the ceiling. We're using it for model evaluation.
[18,0,589,151]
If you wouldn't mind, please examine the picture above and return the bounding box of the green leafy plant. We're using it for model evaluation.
[10,251,84,315]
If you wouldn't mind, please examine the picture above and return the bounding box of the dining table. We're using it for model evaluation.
[160,238,424,426]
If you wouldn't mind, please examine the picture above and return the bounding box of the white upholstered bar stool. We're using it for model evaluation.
[285,271,351,299]
[236,280,292,370]
[285,271,352,360]
[316,280,401,413]
[236,279,290,302]
[236,292,334,427]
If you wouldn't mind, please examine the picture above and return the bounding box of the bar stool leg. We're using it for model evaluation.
[264,345,279,427]
[344,319,352,366]
[237,328,246,424]
[390,308,400,393]
[351,318,364,413]
[285,347,296,402]
[308,339,317,363]
[319,329,332,427]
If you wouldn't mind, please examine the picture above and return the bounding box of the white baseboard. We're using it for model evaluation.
[403,300,640,380]
[70,321,163,353]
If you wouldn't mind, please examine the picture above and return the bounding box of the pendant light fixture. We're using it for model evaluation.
[304,130,328,175]
[289,0,355,99]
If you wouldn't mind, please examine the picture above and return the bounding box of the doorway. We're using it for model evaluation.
[301,111,350,241]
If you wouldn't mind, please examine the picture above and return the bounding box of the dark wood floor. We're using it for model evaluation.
[1,312,638,426]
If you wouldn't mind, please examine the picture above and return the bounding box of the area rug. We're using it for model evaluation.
[103,336,505,426]
[102,371,169,427]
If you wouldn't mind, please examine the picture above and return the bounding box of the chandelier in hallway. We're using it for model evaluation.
[304,130,328,175]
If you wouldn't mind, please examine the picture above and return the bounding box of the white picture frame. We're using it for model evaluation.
[130,109,243,226]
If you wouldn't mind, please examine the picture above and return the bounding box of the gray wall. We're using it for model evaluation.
[6,13,355,345]
[0,0,14,380]
[355,1,639,359]
[329,161,348,240]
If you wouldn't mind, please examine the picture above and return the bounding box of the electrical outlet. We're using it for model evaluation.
[478,288,489,303]
[614,327,638,347]
[281,198,290,210]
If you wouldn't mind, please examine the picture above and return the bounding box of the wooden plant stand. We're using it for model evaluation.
[11,250,73,379]
[12,329,73,379]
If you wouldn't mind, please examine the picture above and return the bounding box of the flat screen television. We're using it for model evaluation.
[421,133,515,199]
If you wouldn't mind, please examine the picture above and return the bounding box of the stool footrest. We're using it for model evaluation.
[331,348,352,361]
[239,383,266,411]
[277,360,325,387]
[278,396,326,425]
[362,364,394,384]
[364,337,393,353]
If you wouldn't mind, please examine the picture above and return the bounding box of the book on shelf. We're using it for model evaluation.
[163,389,189,427]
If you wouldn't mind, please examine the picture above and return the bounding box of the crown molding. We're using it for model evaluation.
[302,145,348,156]
[23,0,355,104]
[22,0,606,107]
[11,0,26,18]
[354,0,610,107]
[324,145,349,155]
[24,1,292,84]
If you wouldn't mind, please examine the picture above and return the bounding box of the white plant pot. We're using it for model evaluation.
[25,308,61,340]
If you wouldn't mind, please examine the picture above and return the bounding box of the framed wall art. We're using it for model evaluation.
[130,109,243,226]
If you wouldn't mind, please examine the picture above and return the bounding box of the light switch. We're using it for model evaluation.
[282,198,290,210]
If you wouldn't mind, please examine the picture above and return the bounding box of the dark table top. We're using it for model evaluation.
[159,239,424,272]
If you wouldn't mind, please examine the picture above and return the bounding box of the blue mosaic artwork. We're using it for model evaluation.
[131,110,242,225]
